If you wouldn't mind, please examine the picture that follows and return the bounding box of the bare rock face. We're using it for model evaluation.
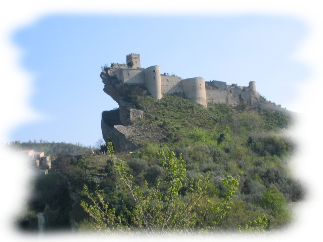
[101,63,174,152]
[100,69,139,152]
[101,108,167,153]
[101,108,136,152]
[130,109,144,124]
[101,118,137,153]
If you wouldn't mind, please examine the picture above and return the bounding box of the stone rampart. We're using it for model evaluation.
[206,89,228,104]
[102,54,260,107]
[182,77,207,107]
[111,63,128,69]
[209,80,227,89]
[118,69,144,84]
[204,80,258,105]
[161,75,183,94]
[144,66,162,99]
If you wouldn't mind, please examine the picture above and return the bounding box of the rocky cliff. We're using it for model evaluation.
[100,69,169,152]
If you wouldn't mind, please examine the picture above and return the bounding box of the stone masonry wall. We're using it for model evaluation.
[144,66,162,99]
[119,69,145,84]
[182,77,207,107]
[161,75,183,94]
[103,54,260,108]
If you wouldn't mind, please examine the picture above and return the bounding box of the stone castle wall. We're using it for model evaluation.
[182,77,207,107]
[144,66,162,99]
[206,82,258,105]
[118,68,144,85]
[103,54,259,107]
[160,75,183,94]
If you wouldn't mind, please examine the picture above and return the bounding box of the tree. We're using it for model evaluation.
[260,185,286,213]
[81,147,267,241]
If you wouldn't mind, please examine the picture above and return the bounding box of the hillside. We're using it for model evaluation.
[100,95,302,231]
[112,93,301,203]
[17,91,304,233]
[16,53,303,233]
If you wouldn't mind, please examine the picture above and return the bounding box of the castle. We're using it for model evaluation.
[100,54,263,152]
[101,53,259,107]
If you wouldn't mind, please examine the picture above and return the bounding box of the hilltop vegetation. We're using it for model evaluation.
[132,93,301,199]
[9,141,91,156]
[131,92,292,146]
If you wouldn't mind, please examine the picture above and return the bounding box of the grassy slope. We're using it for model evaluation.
[131,93,323,201]
[20,93,303,232]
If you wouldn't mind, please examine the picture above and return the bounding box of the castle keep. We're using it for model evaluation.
[101,53,259,107]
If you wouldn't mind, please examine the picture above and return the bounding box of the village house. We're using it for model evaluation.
[12,150,51,172]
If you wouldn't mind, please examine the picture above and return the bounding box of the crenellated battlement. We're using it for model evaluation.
[126,53,141,68]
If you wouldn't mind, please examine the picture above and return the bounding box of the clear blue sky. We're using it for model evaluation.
[9,14,308,147]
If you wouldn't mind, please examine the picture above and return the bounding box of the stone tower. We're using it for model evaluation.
[249,81,256,92]
[126,53,141,69]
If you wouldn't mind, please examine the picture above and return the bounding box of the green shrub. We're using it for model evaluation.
[260,184,287,214]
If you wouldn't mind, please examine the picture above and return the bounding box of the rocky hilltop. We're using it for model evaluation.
[100,54,279,152]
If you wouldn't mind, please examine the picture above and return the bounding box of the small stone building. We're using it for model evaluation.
[19,149,51,172]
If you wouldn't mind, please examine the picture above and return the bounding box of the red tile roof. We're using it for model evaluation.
[34,152,44,155]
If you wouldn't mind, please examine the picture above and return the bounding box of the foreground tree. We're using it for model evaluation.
[81,145,267,233]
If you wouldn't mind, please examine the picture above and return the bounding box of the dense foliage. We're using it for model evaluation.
[81,148,246,233]
[84,94,301,232]
[0,173,71,242]
[17,92,304,234]
[0,184,38,242]
[127,94,302,201]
